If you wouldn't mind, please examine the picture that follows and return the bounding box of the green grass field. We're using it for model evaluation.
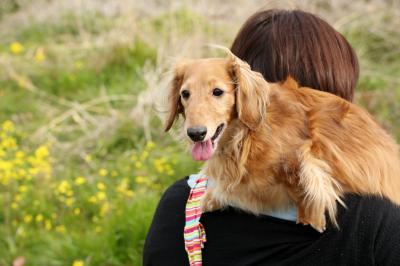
[0,0,399,265]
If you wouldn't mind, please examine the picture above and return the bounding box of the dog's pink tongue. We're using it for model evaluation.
[192,139,213,161]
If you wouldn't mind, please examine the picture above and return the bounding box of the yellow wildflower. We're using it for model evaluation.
[23,214,33,224]
[55,225,66,233]
[89,195,98,204]
[35,214,44,222]
[98,168,108,177]
[135,176,147,184]
[34,48,46,62]
[100,202,110,216]
[75,176,86,185]
[14,194,22,202]
[73,208,81,215]
[11,202,18,209]
[10,42,24,55]
[84,154,92,162]
[97,182,106,190]
[72,260,84,266]
[45,219,52,230]
[96,191,106,201]
[18,185,28,193]
[35,145,49,159]
[57,180,71,194]
[111,170,118,177]
[74,61,83,70]
[95,226,102,233]
[2,120,14,132]
[135,161,142,169]
[146,141,156,149]
[65,197,75,207]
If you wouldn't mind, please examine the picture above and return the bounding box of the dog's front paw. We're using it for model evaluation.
[297,208,326,233]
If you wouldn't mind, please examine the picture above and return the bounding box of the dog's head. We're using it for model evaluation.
[165,53,268,161]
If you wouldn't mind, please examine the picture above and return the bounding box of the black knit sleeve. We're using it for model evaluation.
[372,198,400,265]
[143,178,190,266]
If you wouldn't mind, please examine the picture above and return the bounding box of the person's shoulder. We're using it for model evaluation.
[343,194,400,220]
[156,177,191,211]
[160,177,190,200]
[338,194,400,242]
[343,195,400,265]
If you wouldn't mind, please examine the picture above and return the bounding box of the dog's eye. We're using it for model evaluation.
[212,88,224,97]
[181,90,190,99]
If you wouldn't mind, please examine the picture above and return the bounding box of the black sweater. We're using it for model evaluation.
[143,177,400,266]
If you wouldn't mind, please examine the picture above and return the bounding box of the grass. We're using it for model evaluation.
[0,0,399,265]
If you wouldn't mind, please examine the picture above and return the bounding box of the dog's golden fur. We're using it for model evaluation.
[165,53,400,232]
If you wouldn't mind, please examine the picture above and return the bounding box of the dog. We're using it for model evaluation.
[164,52,400,232]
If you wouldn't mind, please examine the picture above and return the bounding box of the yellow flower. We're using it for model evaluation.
[11,202,18,209]
[14,194,22,202]
[146,141,156,149]
[2,120,14,132]
[34,48,46,62]
[111,170,118,177]
[57,180,71,194]
[135,176,147,184]
[100,202,110,216]
[73,208,81,215]
[97,182,106,190]
[35,145,49,159]
[65,197,75,207]
[84,154,92,162]
[96,191,106,201]
[23,214,33,224]
[98,168,108,177]
[75,176,86,185]
[72,260,84,266]
[55,225,66,233]
[18,185,28,193]
[45,219,52,230]
[1,137,17,149]
[135,161,142,169]
[74,61,83,70]
[35,214,44,222]
[10,42,24,55]
[95,226,102,233]
[89,195,98,204]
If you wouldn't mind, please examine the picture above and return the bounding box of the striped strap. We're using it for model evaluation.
[184,175,208,266]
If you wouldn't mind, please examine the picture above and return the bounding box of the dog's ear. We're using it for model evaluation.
[164,61,187,132]
[227,53,268,130]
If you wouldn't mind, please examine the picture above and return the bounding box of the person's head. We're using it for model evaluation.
[231,9,359,102]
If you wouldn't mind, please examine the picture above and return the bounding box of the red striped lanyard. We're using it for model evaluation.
[184,175,208,266]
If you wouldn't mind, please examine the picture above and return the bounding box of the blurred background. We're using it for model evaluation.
[0,0,399,265]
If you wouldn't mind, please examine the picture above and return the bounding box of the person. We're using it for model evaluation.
[143,9,400,266]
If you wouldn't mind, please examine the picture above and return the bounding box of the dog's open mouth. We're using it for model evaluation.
[191,123,225,161]
[211,123,224,143]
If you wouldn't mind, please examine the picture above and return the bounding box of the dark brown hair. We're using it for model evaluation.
[231,9,359,101]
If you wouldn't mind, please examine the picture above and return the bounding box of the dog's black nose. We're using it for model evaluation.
[187,126,207,142]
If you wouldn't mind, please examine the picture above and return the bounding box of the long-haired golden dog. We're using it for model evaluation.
[165,52,400,232]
